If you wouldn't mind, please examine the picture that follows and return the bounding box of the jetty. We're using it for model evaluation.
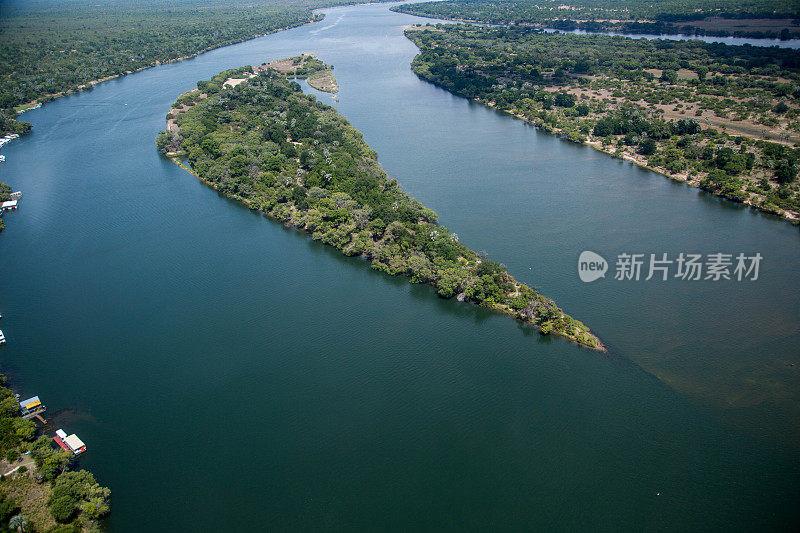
[19,395,46,422]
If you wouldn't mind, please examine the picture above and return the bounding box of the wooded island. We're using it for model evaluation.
[157,62,603,350]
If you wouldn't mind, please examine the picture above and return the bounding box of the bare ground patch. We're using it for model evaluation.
[0,472,56,531]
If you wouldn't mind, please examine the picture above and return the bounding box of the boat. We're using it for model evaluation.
[0,330,5,344]
[0,155,6,162]
[53,429,86,455]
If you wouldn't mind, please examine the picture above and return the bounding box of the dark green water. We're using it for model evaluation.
[0,3,798,530]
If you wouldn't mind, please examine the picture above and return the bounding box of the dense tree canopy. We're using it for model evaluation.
[394,0,800,39]
[0,1,314,111]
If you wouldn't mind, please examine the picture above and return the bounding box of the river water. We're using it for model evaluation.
[0,2,798,530]
[549,28,800,48]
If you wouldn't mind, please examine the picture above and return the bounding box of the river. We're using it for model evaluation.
[546,28,800,49]
[0,2,798,530]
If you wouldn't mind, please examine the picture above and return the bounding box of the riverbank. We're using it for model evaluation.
[0,372,110,530]
[507,107,800,223]
[405,25,800,225]
[1,176,108,532]
[7,0,406,120]
[392,2,800,40]
[12,18,323,121]
[0,179,12,233]
[158,63,604,351]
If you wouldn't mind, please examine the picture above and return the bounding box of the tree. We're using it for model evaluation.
[49,495,78,523]
[638,138,657,156]
[30,436,73,481]
[47,470,110,522]
[8,514,29,532]
[773,102,789,114]
[0,494,19,523]
[554,92,575,108]
[435,267,463,298]
[661,69,678,84]
[694,65,708,81]
[775,159,797,184]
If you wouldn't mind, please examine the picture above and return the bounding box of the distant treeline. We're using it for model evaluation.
[393,0,800,39]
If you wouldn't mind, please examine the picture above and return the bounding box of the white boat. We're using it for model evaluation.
[0,330,6,344]
[0,155,5,162]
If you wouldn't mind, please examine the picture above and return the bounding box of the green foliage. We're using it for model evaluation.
[46,525,81,533]
[0,111,32,137]
[660,69,679,85]
[159,63,598,347]
[30,437,73,482]
[47,471,111,523]
[0,384,35,455]
[0,0,397,119]
[0,180,13,202]
[405,24,800,219]
[700,169,748,202]
[638,138,657,156]
[394,1,800,39]
[0,493,20,523]
[0,1,311,111]
[775,159,797,184]
[48,494,77,524]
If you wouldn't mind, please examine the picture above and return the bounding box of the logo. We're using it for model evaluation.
[578,251,608,283]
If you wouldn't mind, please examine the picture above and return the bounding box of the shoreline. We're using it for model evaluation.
[390,6,800,43]
[11,0,403,117]
[14,19,324,116]
[501,105,800,224]
[402,38,800,225]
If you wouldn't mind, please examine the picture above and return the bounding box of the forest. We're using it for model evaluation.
[156,65,602,349]
[405,25,800,220]
[393,0,800,39]
[0,0,391,135]
[0,374,111,530]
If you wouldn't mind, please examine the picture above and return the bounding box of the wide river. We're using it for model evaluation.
[1,2,799,530]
